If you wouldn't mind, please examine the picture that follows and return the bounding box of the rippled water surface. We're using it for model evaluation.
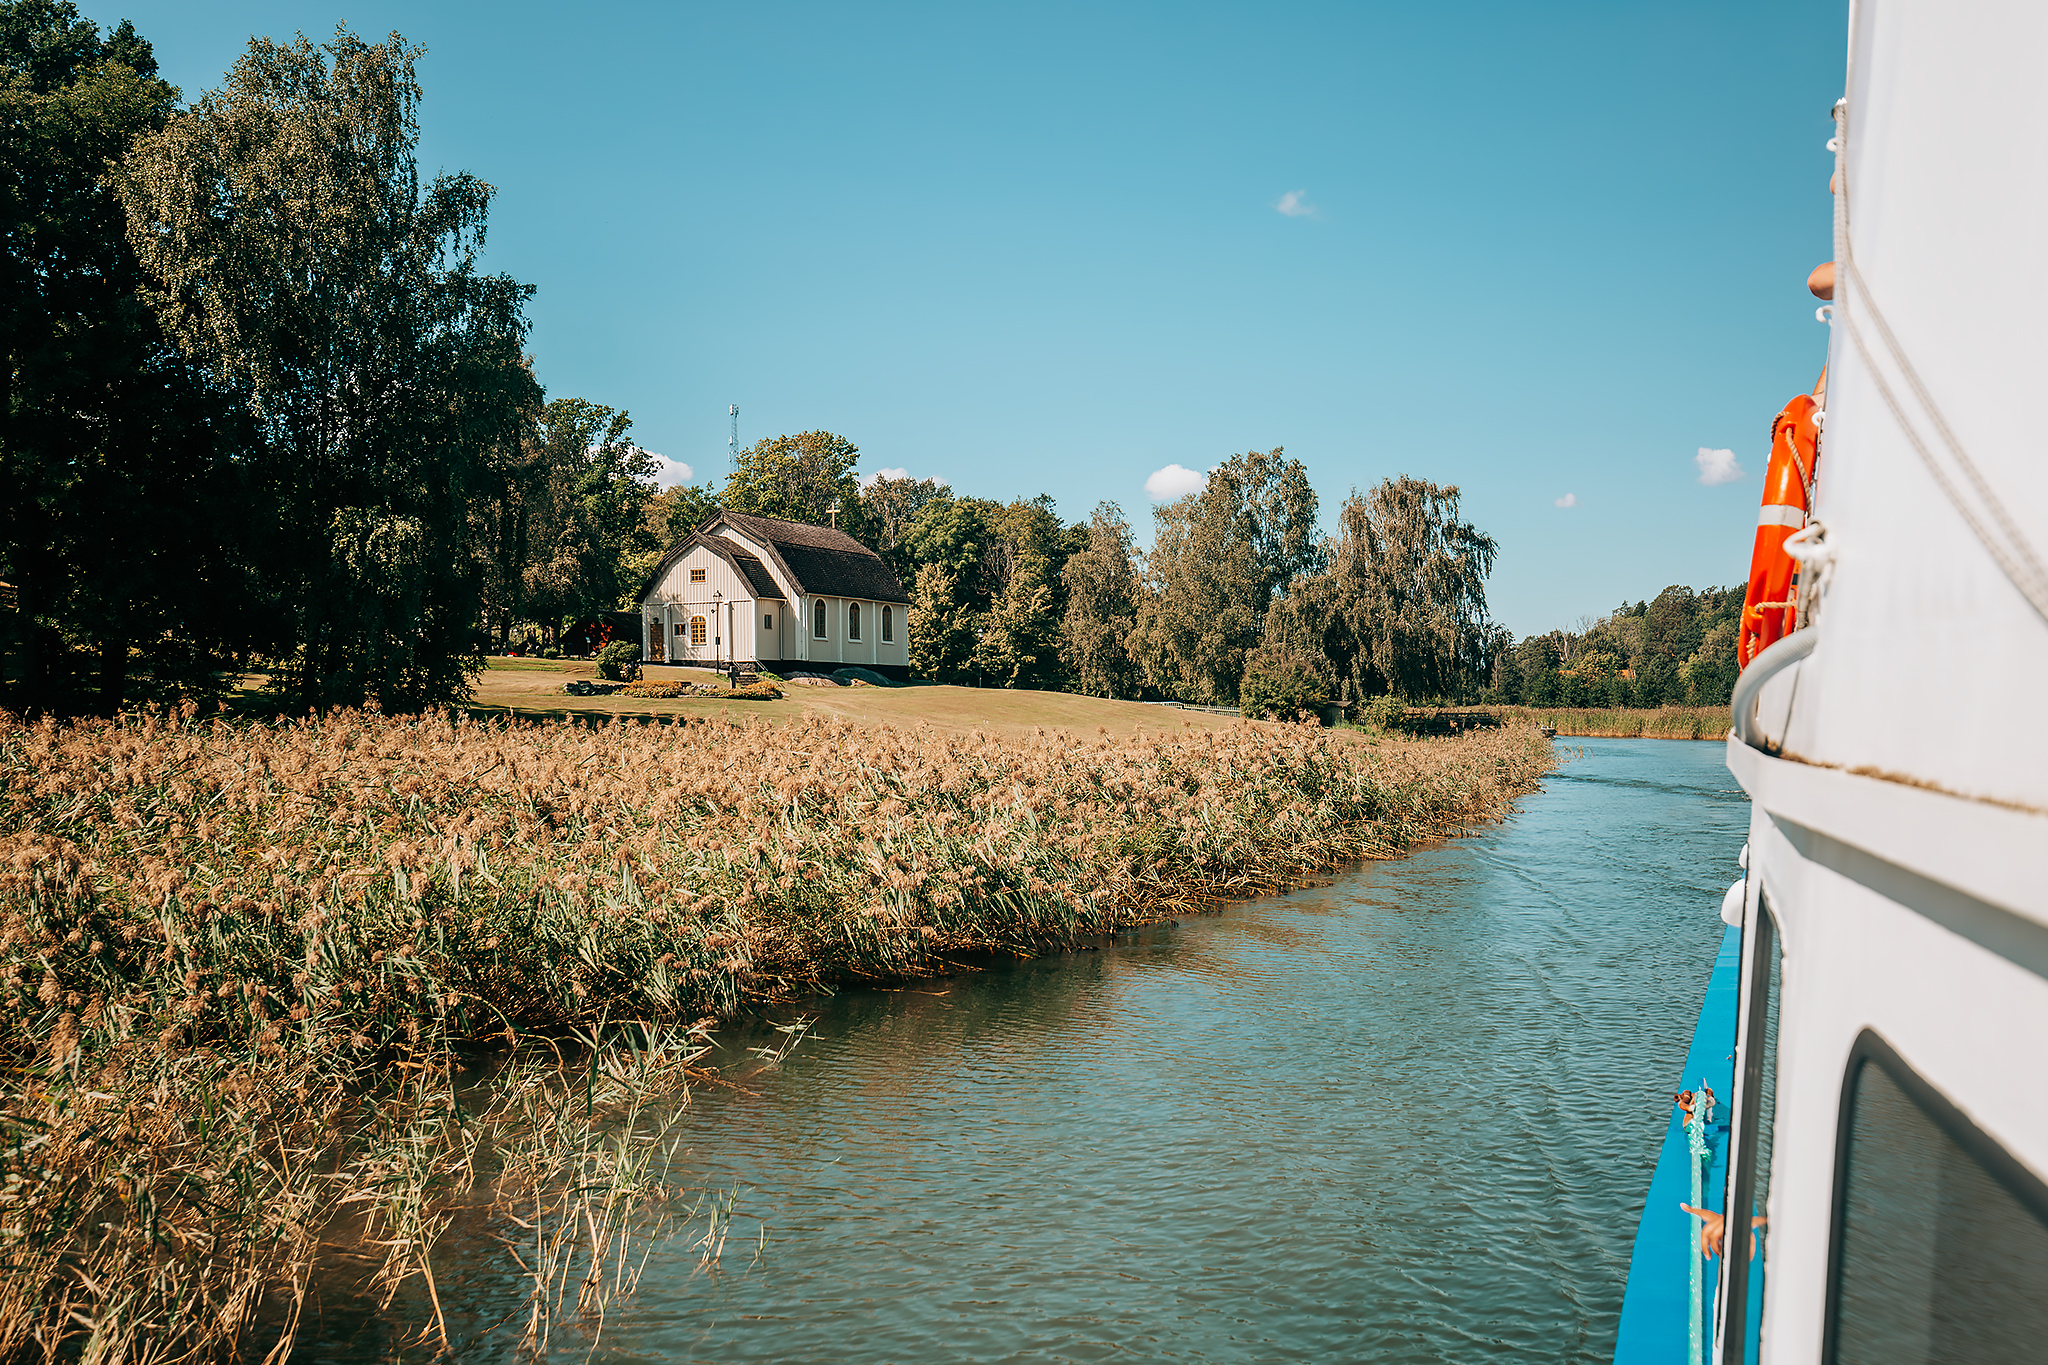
[428,738,1748,1362]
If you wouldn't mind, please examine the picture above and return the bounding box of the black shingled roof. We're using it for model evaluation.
[710,512,911,604]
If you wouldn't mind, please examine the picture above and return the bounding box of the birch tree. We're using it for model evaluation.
[1060,503,1142,698]
[118,27,535,709]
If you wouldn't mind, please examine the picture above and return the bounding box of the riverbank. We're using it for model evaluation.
[1485,705,1728,739]
[0,708,1554,1356]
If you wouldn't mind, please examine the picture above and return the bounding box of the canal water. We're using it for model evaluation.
[456,737,1747,1362]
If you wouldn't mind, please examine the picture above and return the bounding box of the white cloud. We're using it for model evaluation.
[1145,463,1209,501]
[1695,447,1747,485]
[1554,493,1578,508]
[857,467,949,489]
[1275,189,1318,218]
[644,452,693,486]
[1695,448,1744,485]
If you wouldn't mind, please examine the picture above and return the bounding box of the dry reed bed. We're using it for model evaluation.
[0,707,1553,1359]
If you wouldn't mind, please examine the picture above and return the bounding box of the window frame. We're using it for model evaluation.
[848,601,862,641]
[813,600,827,639]
[882,604,893,643]
[689,567,707,583]
[1821,1027,2048,1362]
[689,615,707,648]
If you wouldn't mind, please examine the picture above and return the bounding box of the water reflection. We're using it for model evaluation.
[331,738,1749,1363]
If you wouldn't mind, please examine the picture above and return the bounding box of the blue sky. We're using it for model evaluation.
[99,1,1845,635]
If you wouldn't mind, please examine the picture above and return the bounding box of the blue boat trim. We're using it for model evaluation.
[1613,924,1742,1365]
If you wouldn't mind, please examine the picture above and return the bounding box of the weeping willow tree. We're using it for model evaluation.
[118,27,537,710]
[1261,475,1499,702]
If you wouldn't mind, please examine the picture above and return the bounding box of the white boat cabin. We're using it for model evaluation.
[634,512,912,679]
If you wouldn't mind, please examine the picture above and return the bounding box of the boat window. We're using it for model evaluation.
[848,602,861,641]
[1826,1032,2048,1363]
[1720,898,1782,1362]
[882,605,893,642]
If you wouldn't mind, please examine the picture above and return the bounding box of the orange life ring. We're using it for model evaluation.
[1738,394,1821,667]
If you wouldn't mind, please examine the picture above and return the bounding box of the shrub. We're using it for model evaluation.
[542,646,563,659]
[1360,695,1408,732]
[596,641,641,681]
[727,681,782,700]
[1239,645,1333,722]
[620,680,692,698]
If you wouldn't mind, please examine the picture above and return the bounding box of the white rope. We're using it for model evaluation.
[1829,97,2048,628]
[1783,521,1837,627]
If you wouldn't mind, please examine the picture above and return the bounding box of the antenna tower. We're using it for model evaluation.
[728,404,739,474]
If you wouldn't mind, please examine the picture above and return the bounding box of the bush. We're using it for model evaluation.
[726,681,782,700]
[620,680,691,698]
[1359,695,1407,732]
[542,646,562,659]
[1239,646,1333,722]
[596,641,640,681]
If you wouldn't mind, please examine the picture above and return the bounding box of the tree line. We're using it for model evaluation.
[3,6,1724,719]
[1489,586,1742,710]
[704,436,1505,717]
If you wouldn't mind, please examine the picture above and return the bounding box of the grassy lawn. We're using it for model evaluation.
[454,656,1249,739]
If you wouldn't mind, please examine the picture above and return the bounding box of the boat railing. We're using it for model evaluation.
[1730,629,1817,753]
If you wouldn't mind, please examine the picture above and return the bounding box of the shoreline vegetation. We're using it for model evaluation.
[1441,706,1730,741]
[0,706,1556,1358]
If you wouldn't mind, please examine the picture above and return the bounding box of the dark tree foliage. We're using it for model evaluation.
[1262,475,1496,704]
[722,431,873,546]
[1494,584,1743,708]
[1133,448,1320,705]
[118,27,537,711]
[1,1,264,715]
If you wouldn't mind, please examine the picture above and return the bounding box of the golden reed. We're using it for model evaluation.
[0,705,1553,1358]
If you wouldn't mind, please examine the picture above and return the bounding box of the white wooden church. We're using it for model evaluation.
[635,512,913,680]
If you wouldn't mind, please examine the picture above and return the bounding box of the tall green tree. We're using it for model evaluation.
[723,430,874,544]
[643,479,721,548]
[1060,502,1142,698]
[901,497,986,683]
[1,2,260,714]
[118,26,536,710]
[512,399,659,643]
[860,473,949,583]
[1264,475,1497,702]
[1132,448,1320,704]
[973,541,1060,688]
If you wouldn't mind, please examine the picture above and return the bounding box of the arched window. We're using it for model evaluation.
[881,605,893,643]
[848,602,862,640]
[813,600,827,639]
[689,616,707,647]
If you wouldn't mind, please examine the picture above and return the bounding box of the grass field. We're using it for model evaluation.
[243,657,1256,739]
[0,699,1555,1356]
